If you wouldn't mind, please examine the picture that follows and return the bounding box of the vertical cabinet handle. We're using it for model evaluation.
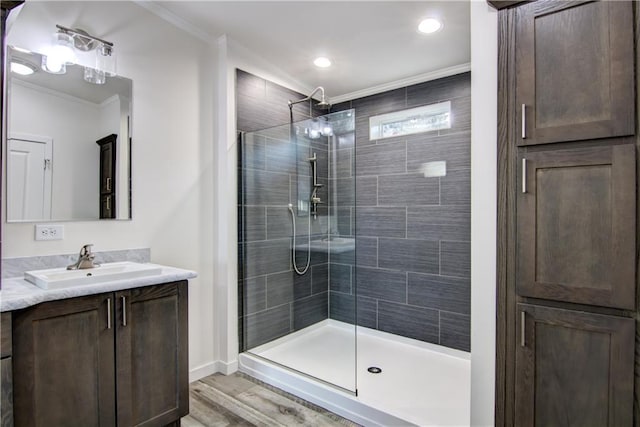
[521,104,526,139]
[121,296,127,326]
[520,311,526,347]
[522,158,527,194]
[106,298,112,329]
[106,177,111,191]
[106,196,111,211]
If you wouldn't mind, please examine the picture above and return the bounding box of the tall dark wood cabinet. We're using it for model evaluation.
[496,1,638,425]
[11,281,188,427]
[97,134,117,219]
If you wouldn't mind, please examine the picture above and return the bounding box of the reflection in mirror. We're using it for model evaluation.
[5,46,132,222]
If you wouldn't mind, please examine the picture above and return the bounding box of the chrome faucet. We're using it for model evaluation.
[67,244,100,270]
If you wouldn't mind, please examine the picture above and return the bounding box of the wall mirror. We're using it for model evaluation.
[4,46,132,222]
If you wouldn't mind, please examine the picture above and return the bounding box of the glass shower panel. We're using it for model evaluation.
[238,109,357,393]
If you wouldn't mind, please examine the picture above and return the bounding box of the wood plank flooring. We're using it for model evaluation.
[181,372,361,427]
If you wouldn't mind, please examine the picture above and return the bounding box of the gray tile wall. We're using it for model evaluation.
[329,72,471,352]
[237,69,330,351]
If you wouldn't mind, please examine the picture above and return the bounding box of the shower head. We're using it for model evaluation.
[288,86,331,110]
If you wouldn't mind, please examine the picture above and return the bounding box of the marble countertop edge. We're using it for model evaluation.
[0,264,197,312]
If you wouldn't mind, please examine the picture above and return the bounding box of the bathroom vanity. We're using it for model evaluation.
[0,265,195,427]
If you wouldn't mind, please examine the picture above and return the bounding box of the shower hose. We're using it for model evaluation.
[288,203,311,275]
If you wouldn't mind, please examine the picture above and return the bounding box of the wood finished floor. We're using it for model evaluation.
[181,372,361,427]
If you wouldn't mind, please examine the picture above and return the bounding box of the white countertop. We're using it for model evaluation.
[0,264,197,312]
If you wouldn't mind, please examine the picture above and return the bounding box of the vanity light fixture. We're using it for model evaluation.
[41,24,116,84]
[418,17,443,34]
[313,57,332,68]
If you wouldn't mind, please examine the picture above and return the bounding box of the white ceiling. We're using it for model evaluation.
[151,1,471,99]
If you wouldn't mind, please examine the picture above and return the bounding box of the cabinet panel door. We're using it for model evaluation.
[515,304,634,426]
[116,282,188,427]
[516,1,634,145]
[12,294,115,427]
[1,357,13,427]
[517,143,635,308]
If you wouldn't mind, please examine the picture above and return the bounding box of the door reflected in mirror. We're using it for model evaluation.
[5,46,132,222]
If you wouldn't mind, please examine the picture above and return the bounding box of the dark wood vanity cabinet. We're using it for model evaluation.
[515,304,634,426]
[516,1,635,146]
[11,281,188,427]
[1,313,13,427]
[97,134,117,219]
[496,0,638,425]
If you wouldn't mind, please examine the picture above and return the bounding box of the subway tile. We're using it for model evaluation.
[356,141,407,176]
[378,173,439,206]
[330,101,352,113]
[266,138,296,174]
[294,246,329,268]
[378,238,439,275]
[239,276,266,315]
[335,178,354,207]
[353,87,407,117]
[378,301,439,344]
[356,296,378,329]
[406,72,471,107]
[239,133,266,170]
[237,94,287,133]
[329,292,355,324]
[266,206,291,239]
[356,207,406,238]
[407,206,470,241]
[266,80,311,121]
[311,264,329,294]
[293,292,328,330]
[330,264,352,294]
[407,273,470,315]
[266,270,312,308]
[242,239,291,277]
[242,169,289,206]
[355,176,377,206]
[239,206,266,242]
[243,304,290,349]
[440,312,470,352]
[356,267,406,303]
[356,237,377,267]
[330,246,355,265]
[441,168,470,205]
[355,116,376,147]
[336,207,352,236]
[441,241,471,278]
[406,132,470,172]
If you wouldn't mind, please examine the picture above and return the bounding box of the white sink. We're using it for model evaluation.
[24,262,163,290]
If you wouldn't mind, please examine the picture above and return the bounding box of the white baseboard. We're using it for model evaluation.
[189,359,239,383]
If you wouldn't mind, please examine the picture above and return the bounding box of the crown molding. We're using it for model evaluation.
[330,62,471,104]
[133,1,213,44]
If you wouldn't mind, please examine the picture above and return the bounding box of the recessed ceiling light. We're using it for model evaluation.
[10,60,36,76]
[314,57,332,68]
[418,18,443,34]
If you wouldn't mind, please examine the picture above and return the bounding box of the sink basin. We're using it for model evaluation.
[24,262,163,290]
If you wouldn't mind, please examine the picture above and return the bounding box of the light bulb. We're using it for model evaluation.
[321,125,333,136]
[41,55,66,74]
[309,129,320,139]
[313,57,332,68]
[418,18,443,34]
[11,61,35,76]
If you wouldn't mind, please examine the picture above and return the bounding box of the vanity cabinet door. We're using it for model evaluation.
[12,293,115,427]
[517,143,636,309]
[97,134,117,219]
[515,303,634,426]
[115,282,188,427]
[516,0,635,145]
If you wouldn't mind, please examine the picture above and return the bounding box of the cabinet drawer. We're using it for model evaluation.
[516,0,635,145]
[515,304,634,426]
[517,143,635,309]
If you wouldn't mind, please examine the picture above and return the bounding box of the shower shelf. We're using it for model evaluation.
[295,237,354,254]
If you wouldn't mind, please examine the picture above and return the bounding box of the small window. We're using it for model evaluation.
[369,101,451,141]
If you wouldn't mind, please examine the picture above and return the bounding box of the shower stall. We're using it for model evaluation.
[236,70,471,426]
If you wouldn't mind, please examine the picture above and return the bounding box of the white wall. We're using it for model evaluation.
[470,2,498,426]
[4,1,217,379]
[9,81,100,219]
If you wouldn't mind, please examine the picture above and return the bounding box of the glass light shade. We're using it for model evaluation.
[96,44,117,76]
[41,55,66,74]
[84,67,106,85]
[321,125,333,137]
[51,31,76,64]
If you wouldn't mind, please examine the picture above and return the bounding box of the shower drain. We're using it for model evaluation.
[367,366,382,374]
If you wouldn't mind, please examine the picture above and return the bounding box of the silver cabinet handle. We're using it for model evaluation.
[522,158,527,194]
[520,311,526,347]
[106,196,111,211]
[106,177,111,192]
[121,296,127,326]
[521,104,526,139]
[107,298,112,329]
